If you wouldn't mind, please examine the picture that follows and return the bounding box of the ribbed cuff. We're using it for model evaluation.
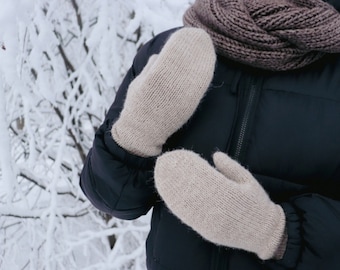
[265,202,301,269]
[104,121,157,170]
[273,228,288,260]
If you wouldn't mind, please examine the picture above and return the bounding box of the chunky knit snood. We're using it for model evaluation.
[183,0,340,71]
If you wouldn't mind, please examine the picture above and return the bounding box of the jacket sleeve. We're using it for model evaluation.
[80,29,177,220]
[266,193,340,269]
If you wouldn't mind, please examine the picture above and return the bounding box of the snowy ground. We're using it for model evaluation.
[0,1,191,269]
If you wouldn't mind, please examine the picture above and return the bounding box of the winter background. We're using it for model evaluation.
[0,0,192,269]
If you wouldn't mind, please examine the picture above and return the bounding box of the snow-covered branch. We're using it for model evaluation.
[0,0,192,269]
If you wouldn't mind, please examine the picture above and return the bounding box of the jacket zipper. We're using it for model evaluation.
[234,82,257,160]
[229,76,262,163]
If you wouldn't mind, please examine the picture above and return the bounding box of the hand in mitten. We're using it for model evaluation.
[111,28,216,157]
[154,150,287,260]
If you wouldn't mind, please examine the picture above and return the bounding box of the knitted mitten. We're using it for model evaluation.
[154,150,287,260]
[111,28,216,157]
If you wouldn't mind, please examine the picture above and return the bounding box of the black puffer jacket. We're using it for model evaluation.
[80,25,340,270]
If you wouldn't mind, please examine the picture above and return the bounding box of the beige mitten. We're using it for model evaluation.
[111,28,216,157]
[154,150,287,260]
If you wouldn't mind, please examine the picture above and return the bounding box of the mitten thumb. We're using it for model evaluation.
[213,152,253,184]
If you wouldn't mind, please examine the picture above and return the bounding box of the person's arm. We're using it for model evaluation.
[80,28,216,220]
[266,194,340,269]
[80,134,157,220]
[154,149,340,267]
[79,29,175,219]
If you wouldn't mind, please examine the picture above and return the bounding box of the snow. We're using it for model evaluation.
[0,0,192,269]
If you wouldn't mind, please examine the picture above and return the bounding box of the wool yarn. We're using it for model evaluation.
[183,0,340,70]
[111,28,216,157]
[154,150,287,260]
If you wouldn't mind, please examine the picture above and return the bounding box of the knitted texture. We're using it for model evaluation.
[111,28,216,157]
[154,150,287,260]
[183,0,340,70]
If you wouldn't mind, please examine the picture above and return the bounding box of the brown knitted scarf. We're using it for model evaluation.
[183,0,340,70]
